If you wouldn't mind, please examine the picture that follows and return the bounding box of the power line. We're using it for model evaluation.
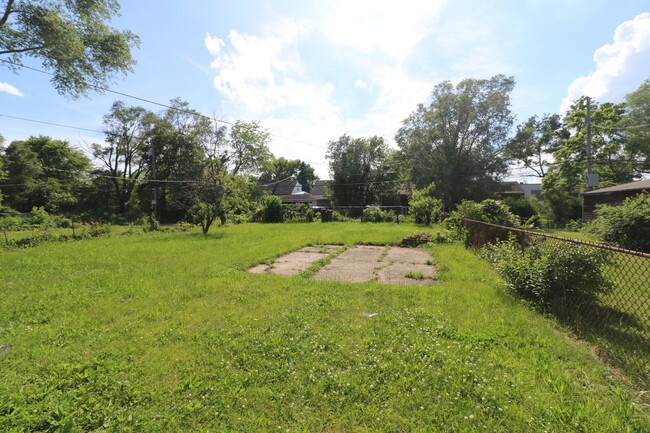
[0,58,329,150]
[0,113,105,135]
[591,123,650,131]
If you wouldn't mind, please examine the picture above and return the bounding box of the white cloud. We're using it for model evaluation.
[205,18,315,113]
[0,82,24,97]
[561,12,650,112]
[204,8,442,177]
[321,0,445,62]
[354,79,368,89]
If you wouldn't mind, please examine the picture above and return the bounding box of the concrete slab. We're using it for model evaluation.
[248,245,340,276]
[248,264,270,274]
[383,247,432,264]
[313,260,378,282]
[335,245,385,262]
[376,262,437,286]
[248,244,437,286]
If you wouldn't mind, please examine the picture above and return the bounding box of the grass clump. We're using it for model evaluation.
[404,270,425,280]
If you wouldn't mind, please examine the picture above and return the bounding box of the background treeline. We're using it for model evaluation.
[1,75,649,230]
[0,99,317,232]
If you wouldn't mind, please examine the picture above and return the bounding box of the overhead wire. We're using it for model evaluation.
[0,58,329,150]
[3,57,647,190]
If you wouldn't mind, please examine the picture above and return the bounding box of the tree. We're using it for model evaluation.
[259,157,317,191]
[504,114,566,178]
[0,0,139,98]
[1,135,90,212]
[555,97,633,190]
[187,159,228,234]
[396,75,514,209]
[326,134,396,207]
[92,101,151,215]
[623,78,650,176]
[296,161,317,193]
[0,133,6,205]
[224,120,272,176]
[143,99,210,221]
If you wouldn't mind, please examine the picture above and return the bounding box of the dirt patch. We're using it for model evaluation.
[249,244,436,285]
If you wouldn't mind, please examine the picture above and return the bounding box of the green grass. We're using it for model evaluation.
[0,223,647,432]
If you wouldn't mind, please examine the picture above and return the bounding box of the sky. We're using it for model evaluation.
[1,0,650,180]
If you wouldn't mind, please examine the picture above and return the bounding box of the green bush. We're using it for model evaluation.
[28,206,52,227]
[482,237,611,310]
[361,206,396,223]
[445,199,519,243]
[55,216,73,228]
[331,210,354,222]
[585,194,650,253]
[262,196,284,223]
[504,197,537,224]
[85,222,112,238]
[565,219,584,232]
[409,182,443,225]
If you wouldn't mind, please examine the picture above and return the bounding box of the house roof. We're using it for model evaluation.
[311,180,331,197]
[582,178,650,196]
[262,179,300,195]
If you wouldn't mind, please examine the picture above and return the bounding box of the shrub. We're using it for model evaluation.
[445,199,519,244]
[55,216,73,228]
[331,210,354,222]
[361,206,396,223]
[409,182,443,225]
[28,206,52,227]
[85,222,112,238]
[565,219,584,232]
[144,214,160,232]
[585,194,650,253]
[504,197,537,224]
[482,237,611,310]
[262,196,284,223]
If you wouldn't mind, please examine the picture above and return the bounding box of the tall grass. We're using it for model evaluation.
[0,223,647,432]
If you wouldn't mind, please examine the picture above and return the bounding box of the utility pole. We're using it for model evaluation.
[149,146,158,219]
[586,96,592,176]
[584,96,599,190]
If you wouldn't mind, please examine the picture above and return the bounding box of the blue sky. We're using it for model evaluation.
[2,0,650,179]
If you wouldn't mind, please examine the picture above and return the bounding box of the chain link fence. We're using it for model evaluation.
[463,218,650,385]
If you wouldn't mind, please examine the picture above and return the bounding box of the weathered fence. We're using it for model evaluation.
[463,218,650,384]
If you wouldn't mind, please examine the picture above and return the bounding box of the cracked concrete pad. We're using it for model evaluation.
[249,244,437,286]
[300,245,341,254]
[248,245,340,276]
[336,245,386,262]
[313,245,386,282]
[383,247,432,264]
[248,264,270,274]
[313,260,378,282]
[376,262,437,286]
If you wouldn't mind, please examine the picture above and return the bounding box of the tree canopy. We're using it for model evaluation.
[0,0,139,98]
[259,157,317,192]
[326,134,396,207]
[504,114,566,178]
[0,135,90,212]
[396,75,514,209]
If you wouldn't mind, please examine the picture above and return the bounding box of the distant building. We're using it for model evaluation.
[262,179,332,208]
[582,178,650,220]
[499,182,542,199]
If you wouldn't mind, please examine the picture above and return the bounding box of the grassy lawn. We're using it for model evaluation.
[0,223,647,432]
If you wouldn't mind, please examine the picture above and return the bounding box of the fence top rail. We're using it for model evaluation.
[462,218,650,259]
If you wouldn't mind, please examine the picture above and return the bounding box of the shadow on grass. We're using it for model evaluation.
[552,302,649,384]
